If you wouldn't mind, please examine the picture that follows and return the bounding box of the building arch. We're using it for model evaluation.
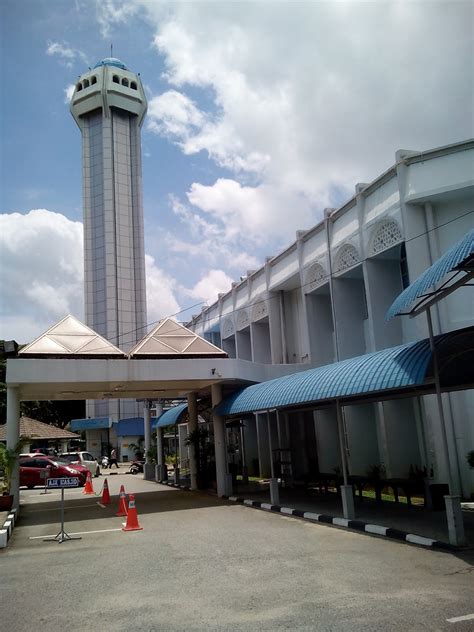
[334,243,361,273]
[237,310,250,331]
[251,297,268,322]
[130,81,137,90]
[222,318,234,339]
[369,219,403,256]
[112,75,120,84]
[122,78,129,87]
[83,79,90,88]
[305,262,327,293]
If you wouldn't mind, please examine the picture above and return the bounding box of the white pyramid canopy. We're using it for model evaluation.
[19,315,125,356]
[129,318,227,357]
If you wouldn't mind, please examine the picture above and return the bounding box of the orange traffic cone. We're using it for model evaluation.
[122,494,142,531]
[83,470,95,495]
[98,478,111,505]
[116,484,127,517]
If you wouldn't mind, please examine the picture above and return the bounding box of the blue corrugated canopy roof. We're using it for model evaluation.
[116,417,144,436]
[71,417,110,431]
[153,403,188,428]
[215,329,474,417]
[386,230,474,320]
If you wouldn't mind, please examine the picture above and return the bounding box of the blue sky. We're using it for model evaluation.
[1,0,472,343]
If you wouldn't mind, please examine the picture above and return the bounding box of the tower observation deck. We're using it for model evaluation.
[71,58,148,419]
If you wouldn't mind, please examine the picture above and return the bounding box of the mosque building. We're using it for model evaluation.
[5,58,473,546]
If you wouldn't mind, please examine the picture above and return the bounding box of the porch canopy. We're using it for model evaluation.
[153,402,188,429]
[215,327,474,417]
[386,229,474,319]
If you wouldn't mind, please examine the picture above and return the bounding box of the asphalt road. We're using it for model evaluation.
[2,476,473,631]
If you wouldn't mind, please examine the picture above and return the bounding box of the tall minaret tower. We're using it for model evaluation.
[71,58,147,419]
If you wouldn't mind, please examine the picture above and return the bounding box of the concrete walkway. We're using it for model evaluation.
[229,481,474,546]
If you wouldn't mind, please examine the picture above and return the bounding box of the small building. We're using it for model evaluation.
[0,416,80,454]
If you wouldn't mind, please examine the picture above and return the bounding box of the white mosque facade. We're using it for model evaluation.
[187,139,474,499]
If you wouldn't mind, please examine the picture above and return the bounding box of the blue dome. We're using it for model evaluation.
[94,57,128,70]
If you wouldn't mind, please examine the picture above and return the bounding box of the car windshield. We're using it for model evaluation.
[59,454,79,463]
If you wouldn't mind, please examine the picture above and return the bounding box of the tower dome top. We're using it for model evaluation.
[94,57,128,70]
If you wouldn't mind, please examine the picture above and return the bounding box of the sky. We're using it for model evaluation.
[0,0,472,344]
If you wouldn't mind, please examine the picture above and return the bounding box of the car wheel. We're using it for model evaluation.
[95,467,100,477]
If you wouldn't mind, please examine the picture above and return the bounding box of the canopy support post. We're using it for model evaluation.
[336,399,354,520]
[426,308,465,546]
[154,401,167,482]
[143,400,154,480]
[267,411,280,506]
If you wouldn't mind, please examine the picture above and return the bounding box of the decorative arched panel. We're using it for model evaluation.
[251,297,268,322]
[334,243,361,273]
[236,309,250,331]
[370,220,403,256]
[305,263,327,293]
[222,318,234,339]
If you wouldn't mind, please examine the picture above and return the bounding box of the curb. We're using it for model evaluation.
[157,481,456,551]
[0,508,18,550]
[221,496,456,551]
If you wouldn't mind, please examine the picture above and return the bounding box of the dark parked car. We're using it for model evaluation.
[19,457,88,489]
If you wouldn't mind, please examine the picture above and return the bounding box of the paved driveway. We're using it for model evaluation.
[2,477,473,631]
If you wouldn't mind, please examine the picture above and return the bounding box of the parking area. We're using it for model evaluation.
[2,477,474,631]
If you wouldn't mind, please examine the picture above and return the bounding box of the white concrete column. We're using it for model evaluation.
[144,400,151,461]
[143,400,154,480]
[187,392,198,490]
[6,386,20,510]
[211,384,232,497]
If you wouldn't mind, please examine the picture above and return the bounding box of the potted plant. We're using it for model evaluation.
[0,441,24,511]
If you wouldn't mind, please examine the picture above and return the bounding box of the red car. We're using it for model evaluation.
[19,456,88,489]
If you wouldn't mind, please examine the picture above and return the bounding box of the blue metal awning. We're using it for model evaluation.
[153,403,188,429]
[386,230,474,320]
[116,417,144,437]
[215,328,474,417]
[71,417,110,431]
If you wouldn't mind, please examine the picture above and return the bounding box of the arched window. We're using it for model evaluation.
[130,81,137,90]
[76,83,82,92]
[83,79,90,88]
[121,78,129,87]
[113,75,120,83]
[305,263,327,293]
[334,243,360,273]
[91,76,97,85]
[370,220,403,256]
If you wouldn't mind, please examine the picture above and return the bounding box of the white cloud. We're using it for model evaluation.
[46,40,88,68]
[186,178,315,243]
[94,0,139,38]
[139,0,472,201]
[64,84,75,103]
[184,270,234,306]
[0,209,84,343]
[148,90,205,139]
[0,210,181,344]
[145,254,180,324]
